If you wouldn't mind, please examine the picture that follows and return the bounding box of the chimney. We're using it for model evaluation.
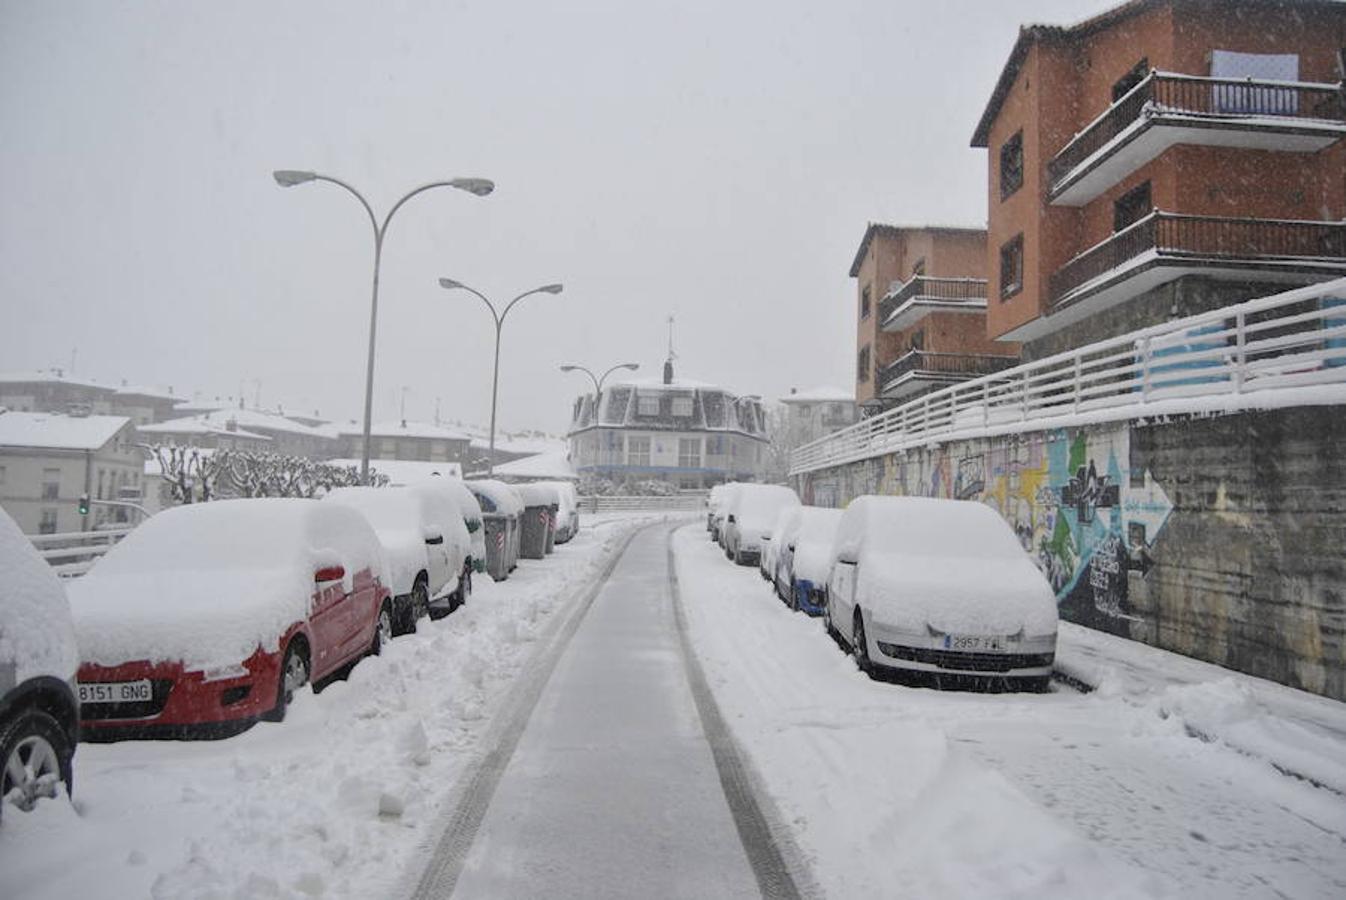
[663,358,674,385]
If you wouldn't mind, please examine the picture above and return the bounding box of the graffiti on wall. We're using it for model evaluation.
[803,424,1174,635]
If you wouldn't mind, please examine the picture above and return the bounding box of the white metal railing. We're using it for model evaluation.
[578,493,707,513]
[792,278,1346,475]
[28,527,134,578]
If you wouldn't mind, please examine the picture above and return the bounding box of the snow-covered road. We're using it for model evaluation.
[671,524,1346,899]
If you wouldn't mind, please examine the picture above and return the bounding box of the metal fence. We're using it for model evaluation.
[29,527,134,578]
[791,278,1346,475]
[578,493,707,513]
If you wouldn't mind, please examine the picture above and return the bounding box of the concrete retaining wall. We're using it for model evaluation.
[794,406,1346,700]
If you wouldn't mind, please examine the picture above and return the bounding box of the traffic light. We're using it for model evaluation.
[78,493,90,516]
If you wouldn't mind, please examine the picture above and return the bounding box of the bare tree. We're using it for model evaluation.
[146,444,225,505]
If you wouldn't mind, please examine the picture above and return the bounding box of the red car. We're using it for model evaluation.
[67,499,392,738]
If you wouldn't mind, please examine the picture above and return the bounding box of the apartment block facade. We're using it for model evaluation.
[850,224,1020,410]
[972,0,1346,355]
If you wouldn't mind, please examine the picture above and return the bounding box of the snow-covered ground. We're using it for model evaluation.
[0,514,660,900]
[671,525,1346,900]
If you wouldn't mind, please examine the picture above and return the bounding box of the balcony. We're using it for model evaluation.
[879,276,989,332]
[879,349,1019,401]
[1048,72,1346,206]
[1004,211,1346,343]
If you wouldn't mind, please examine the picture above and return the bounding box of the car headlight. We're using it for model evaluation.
[196,663,249,683]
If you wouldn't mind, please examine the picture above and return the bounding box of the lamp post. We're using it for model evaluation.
[559,362,640,407]
[273,169,493,484]
[438,278,564,475]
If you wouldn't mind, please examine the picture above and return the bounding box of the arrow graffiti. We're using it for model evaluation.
[1121,468,1174,547]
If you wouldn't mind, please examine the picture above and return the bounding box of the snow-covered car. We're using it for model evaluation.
[774,506,843,615]
[427,477,488,574]
[402,482,474,618]
[0,508,80,823]
[68,499,393,737]
[537,481,580,543]
[825,496,1058,689]
[722,484,800,566]
[710,483,741,545]
[325,486,469,631]
[762,504,802,582]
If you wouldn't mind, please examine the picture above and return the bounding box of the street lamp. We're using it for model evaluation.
[438,278,564,475]
[273,169,493,484]
[559,362,640,410]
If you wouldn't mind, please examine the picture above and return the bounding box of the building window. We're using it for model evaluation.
[999,131,1023,200]
[1000,234,1024,300]
[637,394,660,417]
[860,284,872,319]
[1112,57,1149,102]
[1114,181,1152,232]
[41,468,60,501]
[797,403,812,417]
[857,345,871,383]
[627,436,651,467]
[671,396,694,417]
[678,438,701,469]
[39,508,58,534]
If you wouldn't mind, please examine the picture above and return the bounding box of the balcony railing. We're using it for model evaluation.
[880,349,1020,390]
[791,278,1346,476]
[1049,211,1346,304]
[1048,71,1346,189]
[879,276,988,328]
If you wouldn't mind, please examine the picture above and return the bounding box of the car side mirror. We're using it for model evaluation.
[728,515,736,523]
[787,544,796,552]
[315,565,345,583]
[425,534,444,546]
[837,555,857,566]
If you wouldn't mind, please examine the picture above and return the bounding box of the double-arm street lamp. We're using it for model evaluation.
[273,169,493,484]
[438,278,564,476]
[559,362,640,412]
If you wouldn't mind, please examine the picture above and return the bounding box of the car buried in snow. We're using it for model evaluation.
[0,507,80,823]
[325,485,470,629]
[721,483,800,567]
[67,499,394,738]
[709,482,741,545]
[824,496,1058,690]
[774,505,843,616]
[762,504,802,583]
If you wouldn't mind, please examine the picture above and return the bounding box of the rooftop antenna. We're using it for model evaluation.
[664,314,677,385]
[435,395,442,426]
[400,386,410,426]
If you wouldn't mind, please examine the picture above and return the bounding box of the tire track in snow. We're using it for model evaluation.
[405,520,651,900]
[666,525,818,900]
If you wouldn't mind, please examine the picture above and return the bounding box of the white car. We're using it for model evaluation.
[403,482,474,618]
[710,483,741,545]
[722,484,800,567]
[825,496,1058,690]
[325,486,469,632]
[0,508,80,822]
[774,506,843,615]
[762,504,802,582]
[424,477,488,575]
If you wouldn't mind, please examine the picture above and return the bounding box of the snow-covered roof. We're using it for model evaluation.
[136,418,272,441]
[112,383,182,402]
[158,408,337,440]
[469,434,569,455]
[493,450,578,481]
[335,419,472,441]
[328,458,463,484]
[0,369,112,392]
[0,410,131,450]
[780,386,855,404]
[614,376,718,391]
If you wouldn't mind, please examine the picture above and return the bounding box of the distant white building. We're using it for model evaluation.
[0,410,142,534]
[0,370,182,425]
[778,386,859,451]
[333,420,471,465]
[140,407,338,459]
[566,360,769,489]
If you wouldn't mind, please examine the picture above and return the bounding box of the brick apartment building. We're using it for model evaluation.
[972,0,1346,357]
[850,224,1020,411]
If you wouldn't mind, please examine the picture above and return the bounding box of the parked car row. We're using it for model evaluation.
[0,478,580,821]
[707,484,1060,691]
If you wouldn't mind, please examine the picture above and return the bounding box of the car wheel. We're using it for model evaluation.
[264,638,310,723]
[371,601,394,656]
[406,579,430,634]
[852,610,873,677]
[0,708,74,820]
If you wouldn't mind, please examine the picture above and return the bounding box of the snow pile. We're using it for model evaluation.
[789,506,843,584]
[465,479,524,516]
[323,487,431,596]
[0,507,78,684]
[837,496,1057,636]
[1,515,662,900]
[67,499,383,669]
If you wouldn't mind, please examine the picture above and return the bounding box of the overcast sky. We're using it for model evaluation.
[1,0,1119,434]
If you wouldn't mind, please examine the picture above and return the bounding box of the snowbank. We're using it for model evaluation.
[67,500,383,669]
[0,508,78,684]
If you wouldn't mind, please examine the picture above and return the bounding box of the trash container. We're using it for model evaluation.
[515,484,553,560]
[466,480,526,582]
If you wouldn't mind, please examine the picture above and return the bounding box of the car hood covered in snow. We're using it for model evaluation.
[68,499,383,669]
[0,507,79,685]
